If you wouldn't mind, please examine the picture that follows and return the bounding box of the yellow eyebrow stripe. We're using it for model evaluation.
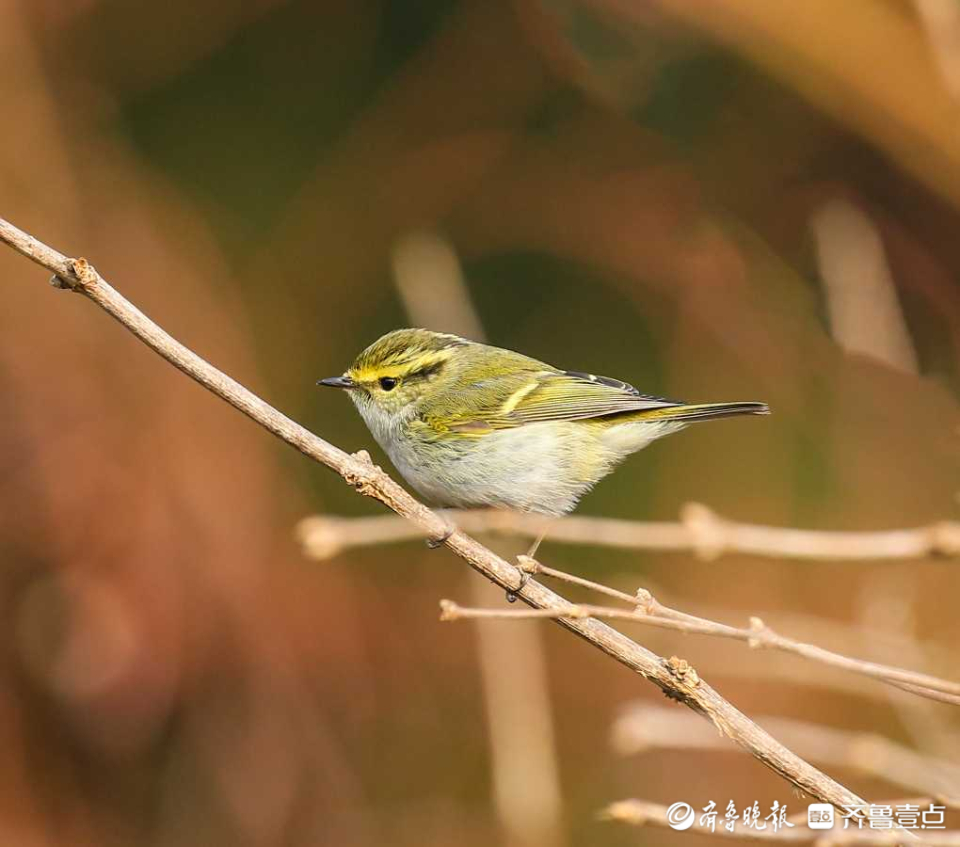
[403,349,454,371]
[499,380,539,415]
[351,349,454,383]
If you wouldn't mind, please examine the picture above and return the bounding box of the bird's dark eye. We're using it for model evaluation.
[379,376,398,391]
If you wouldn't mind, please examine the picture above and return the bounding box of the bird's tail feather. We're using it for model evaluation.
[637,401,770,423]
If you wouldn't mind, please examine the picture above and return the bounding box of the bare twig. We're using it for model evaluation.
[438,582,960,706]
[665,597,958,704]
[296,506,960,562]
[0,215,906,822]
[612,705,960,800]
[603,800,960,845]
[305,514,960,704]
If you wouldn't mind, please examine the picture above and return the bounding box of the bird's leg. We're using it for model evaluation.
[507,529,547,602]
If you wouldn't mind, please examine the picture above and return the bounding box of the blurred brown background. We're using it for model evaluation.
[1,1,959,845]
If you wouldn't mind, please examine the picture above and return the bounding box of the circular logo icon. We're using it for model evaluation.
[666,802,696,831]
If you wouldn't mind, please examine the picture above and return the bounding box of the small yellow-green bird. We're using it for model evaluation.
[319,329,768,518]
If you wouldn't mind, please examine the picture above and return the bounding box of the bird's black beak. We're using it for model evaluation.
[317,375,355,389]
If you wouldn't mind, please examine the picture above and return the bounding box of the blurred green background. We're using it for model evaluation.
[1,1,959,845]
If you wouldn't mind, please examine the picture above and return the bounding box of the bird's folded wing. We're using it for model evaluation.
[423,369,681,435]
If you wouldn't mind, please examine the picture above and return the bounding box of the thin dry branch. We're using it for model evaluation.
[296,506,960,562]
[603,800,960,845]
[0,215,905,822]
[612,705,960,800]
[660,596,958,702]
[439,579,960,706]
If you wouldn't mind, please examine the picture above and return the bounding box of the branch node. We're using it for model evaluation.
[439,599,460,621]
[70,257,99,290]
[516,554,540,575]
[343,452,388,497]
[748,616,770,649]
[930,520,960,555]
[350,475,373,495]
[634,588,655,614]
[666,655,701,689]
[680,502,726,560]
[600,800,646,825]
[294,517,344,560]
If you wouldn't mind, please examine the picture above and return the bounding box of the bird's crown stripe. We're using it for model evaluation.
[352,348,455,382]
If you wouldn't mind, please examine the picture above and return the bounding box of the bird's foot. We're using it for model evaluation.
[426,514,456,549]
[506,554,539,603]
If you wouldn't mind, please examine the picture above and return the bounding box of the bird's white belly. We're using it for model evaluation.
[384,423,594,515]
[359,398,685,516]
